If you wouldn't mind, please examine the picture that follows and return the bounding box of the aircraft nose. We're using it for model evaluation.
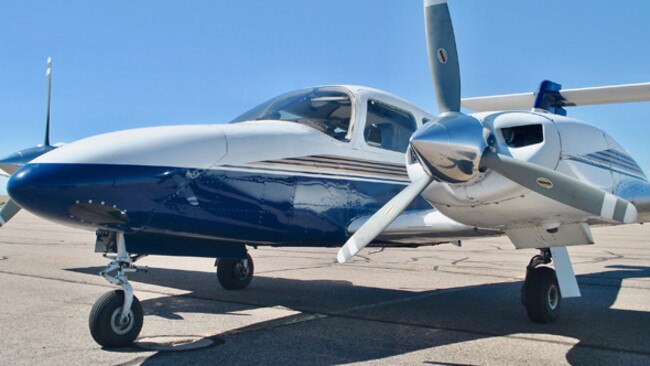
[8,164,54,205]
[8,163,119,226]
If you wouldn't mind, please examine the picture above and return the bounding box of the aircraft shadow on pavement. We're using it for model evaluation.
[69,265,650,365]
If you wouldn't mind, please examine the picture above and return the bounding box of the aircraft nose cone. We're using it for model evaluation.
[8,164,68,217]
[410,113,487,183]
[8,163,120,226]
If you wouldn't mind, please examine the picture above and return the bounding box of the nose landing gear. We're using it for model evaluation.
[89,232,147,348]
[521,249,561,323]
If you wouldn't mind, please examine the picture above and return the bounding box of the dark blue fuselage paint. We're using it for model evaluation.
[8,163,429,254]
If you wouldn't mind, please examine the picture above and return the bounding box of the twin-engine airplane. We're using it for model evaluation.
[3,0,650,348]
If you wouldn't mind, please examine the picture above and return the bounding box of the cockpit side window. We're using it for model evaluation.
[501,124,544,148]
[230,87,353,142]
[364,100,417,153]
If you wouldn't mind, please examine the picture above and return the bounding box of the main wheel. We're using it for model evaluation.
[89,290,143,348]
[524,266,561,323]
[216,253,254,290]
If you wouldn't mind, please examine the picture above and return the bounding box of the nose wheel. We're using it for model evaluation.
[216,253,254,290]
[89,290,143,348]
[522,249,561,323]
[89,232,147,348]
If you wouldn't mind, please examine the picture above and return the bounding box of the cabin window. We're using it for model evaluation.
[230,87,353,142]
[364,100,417,153]
[501,124,543,148]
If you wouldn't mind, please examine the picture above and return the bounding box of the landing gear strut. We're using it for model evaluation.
[89,233,147,348]
[216,253,254,290]
[522,248,561,323]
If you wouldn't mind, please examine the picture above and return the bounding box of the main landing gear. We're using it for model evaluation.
[89,233,147,348]
[521,249,561,323]
[215,253,254,290]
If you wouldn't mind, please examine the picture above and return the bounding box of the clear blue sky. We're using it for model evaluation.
[1,0,649,194]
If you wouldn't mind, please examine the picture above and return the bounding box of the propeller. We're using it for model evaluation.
[338,0,476,263]
[337,0,638,263]
[0,199,21,228]
[337,174,432,263]
[481,151,638,223]
[0,57,57,227]
[44,56,52,146]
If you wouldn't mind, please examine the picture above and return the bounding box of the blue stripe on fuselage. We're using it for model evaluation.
[8,163,430,248]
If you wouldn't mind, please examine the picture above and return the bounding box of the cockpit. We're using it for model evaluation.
[231,87,353,142]
[232,85,433,155]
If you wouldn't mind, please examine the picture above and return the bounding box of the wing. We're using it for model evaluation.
[462,82,650,112]
[347,209,502,246]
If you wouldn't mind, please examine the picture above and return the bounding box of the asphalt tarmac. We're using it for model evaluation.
[0,211,649,365]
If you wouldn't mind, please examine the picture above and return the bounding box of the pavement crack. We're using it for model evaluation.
[451,257,469,265]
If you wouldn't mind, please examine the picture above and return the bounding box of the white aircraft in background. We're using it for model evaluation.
[4,0,650,348]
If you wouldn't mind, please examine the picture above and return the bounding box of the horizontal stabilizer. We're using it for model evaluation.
[462,82,650,112]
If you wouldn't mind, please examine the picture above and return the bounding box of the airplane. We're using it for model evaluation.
[0,57,60,227]
[4,0,650,348]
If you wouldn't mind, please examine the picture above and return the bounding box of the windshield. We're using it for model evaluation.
[231,87,353,142]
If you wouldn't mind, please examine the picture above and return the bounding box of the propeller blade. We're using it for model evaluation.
[482,151,638,224]
[337,174,432,263]
[44,56,52,146]
[0,199,21,227]
[424,0,461,113]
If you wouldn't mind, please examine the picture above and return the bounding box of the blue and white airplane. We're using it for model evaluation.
[3,0,650,348]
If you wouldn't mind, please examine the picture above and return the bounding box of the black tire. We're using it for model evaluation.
[216,253,254,290]
[524,266,561,323]
[89,290,143,348]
